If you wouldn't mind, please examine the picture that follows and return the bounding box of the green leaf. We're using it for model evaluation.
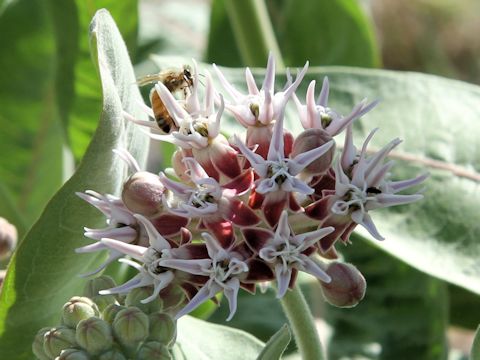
[0,9,148,358]
[47,0,139,162]
[257,324,291,360]
[174,316,264,359]
[472,325,480,360]
[206,0,380,67]
[0,0,65,230]
[326,238,448,360]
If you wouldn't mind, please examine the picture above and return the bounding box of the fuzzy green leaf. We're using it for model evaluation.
[174,316,265,360]
[0,10,148,358]
[257,324,291,360]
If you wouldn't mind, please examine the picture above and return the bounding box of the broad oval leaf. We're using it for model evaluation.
[174,316,264,360]
[0,9,148,358]
[153,55,480,295]
[256,324,291,360]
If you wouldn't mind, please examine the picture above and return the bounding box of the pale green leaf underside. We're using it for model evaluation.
[256,324,291,360]
[174,316,265,360]
[0,9,148,358]
[154,55,480,295]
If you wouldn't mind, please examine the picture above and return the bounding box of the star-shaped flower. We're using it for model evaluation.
[242,211,334,297]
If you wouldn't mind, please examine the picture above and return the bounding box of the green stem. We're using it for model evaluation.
[280,284,326,360]
[224,0,284,69]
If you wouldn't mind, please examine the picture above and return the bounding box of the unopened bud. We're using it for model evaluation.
[56,348,90,360]
[75,317,113,354]
[102,304,126,324]
[0,217,17,259]
[83,276,118,311]
[136,341,171,360]
[125,287,162,314]
[122,171,165,216]
[113,307,149,344]
[148,312,176,346]
[321,262,366,308]
[291,129,335,175]
[43,326,77,358]
[98,349,127,360]
[32,327,51,360]
[62,297,99,328]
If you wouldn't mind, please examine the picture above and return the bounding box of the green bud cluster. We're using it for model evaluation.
[32,276,177,360]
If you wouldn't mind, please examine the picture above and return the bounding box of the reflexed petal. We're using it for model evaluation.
[242,227,274,252]
[226,198,260,227]
[222,170,253,195]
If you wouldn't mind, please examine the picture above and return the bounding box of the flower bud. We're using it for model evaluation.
[122,171,165,216]
[102,304,127,324]
[62,297,99,328]
[125,287,163,314]
[148,312,176,346]
[56,348,90,360]
[136,341,171,360]
[320,262,366,308]
[32,327,52,360]
[83,276,118,311]
[291,129,335,175]
[112,307,149,344]
[98,349,127,360]
[75,317,113,355]
[43,326,77,358]
[0,217,17,260]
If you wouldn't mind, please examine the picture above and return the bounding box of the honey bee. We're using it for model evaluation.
[137,66,194,134]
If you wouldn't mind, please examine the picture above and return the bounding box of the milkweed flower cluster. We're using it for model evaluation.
[77,54,426,321]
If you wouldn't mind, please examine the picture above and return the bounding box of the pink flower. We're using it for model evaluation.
[293,77,378,136]
[235,108,334,226]
[242,211,334,297]
[306,125,427,252]
[160,158,259,245]
[215,53,308,158]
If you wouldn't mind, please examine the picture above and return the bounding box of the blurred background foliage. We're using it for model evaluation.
[0,0,479,359]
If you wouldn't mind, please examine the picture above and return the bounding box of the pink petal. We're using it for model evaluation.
[242,227,274,253]
[226,198,260,227]
[150,213,189,236]
[222,170,254,195]
[204,220,235,249]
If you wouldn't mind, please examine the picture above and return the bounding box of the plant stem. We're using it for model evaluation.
[280,284,326,360]
[224,0,284,70]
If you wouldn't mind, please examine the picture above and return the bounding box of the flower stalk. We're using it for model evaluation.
[280,284,326,360]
